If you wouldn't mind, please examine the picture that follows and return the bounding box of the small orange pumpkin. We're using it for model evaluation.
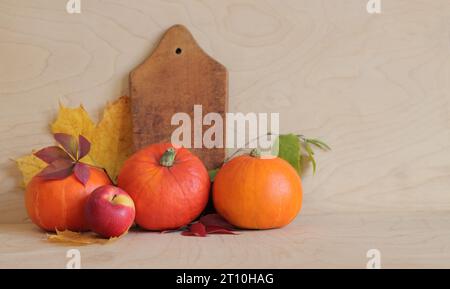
[25,167,111,232]
[213,150,302,229]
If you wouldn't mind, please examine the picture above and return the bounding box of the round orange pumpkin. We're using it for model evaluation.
[117,143,210,231]
[25,167,111,232]
[213,150,302,229]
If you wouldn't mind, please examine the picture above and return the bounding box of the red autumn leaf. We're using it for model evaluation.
[38,159,74,180]
[78,135,91,160]
[180,215,238,237]
[199,214,235,230]
[54,133,77,159]
[73,162,90,186]
[34,146,71,164]
[182,222,207,237]
[181,231,195,236]
[205,225,236,235]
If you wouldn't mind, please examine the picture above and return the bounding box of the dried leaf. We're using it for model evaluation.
[181,214,237,237]
[34,146,71,164]
[38,159,74,180]
[51,105,96,165]
[16,96,133,186]
[182,222,207,237]
[52,96,132,181]
[47,229,118,245]
[199,214,235,231]
[54,133,78,159]
[205,225,236,235]
[51,105,96,145]
[73,162,90,186]
[78,135,91,160]
[15,154,47,186]
[90,96,133,182]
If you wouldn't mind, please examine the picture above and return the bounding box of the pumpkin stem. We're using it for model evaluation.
[250,148,261,158]
[160,147,177,167]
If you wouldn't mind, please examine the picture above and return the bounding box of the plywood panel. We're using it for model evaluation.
[1,212,450,268]
[0,0,450,268]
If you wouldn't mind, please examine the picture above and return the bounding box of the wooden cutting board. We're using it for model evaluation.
[130,25,228,170]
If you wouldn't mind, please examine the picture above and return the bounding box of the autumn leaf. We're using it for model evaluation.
[182,222,207,237]
[89,96,133,182]
[206,225,236,234]
[73,162,90,186]
[15,154,47,186]
[78,135,91,160]
[47,229,119,246]
[51,96,133,182]
[54,133,78,159]
[37,159,74,180]
[25,132,95,187]
[199,214,235,231]
[51,108,96,165]
[34,146,71,164]
[51,104,96,153]
[16,96,133,185]
[181,214,237,237]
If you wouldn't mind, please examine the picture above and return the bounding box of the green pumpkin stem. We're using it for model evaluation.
[160,147,177,167]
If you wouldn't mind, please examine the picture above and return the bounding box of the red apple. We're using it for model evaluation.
[84,185,135,238]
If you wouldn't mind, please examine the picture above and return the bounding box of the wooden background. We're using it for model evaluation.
[1,0,450,268]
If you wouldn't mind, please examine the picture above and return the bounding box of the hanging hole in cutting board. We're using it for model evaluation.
[175,48,182,55]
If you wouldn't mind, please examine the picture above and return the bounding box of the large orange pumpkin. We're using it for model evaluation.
[213,150,302,229]
[117,143,210,231]
[25,167,111,232]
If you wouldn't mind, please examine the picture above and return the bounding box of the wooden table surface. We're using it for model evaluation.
[2,212,450,269]
[1,0,450,268]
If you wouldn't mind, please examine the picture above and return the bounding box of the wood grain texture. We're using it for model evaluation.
[1,212,450,268]
[130,24,227,169]
[0,0,450,268]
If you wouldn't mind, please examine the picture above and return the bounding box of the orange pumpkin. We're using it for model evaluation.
[117,143,210,231]
[25,167,111,232]
[213,150,302,229]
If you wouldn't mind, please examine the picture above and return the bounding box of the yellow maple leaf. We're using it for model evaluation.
[90,96,133,182]
[16,96,133,185]
[51,96,133,182]
[51,104,97,166]
[15,154,47,186]
[47,229,119,246]
[51,104,96,141]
